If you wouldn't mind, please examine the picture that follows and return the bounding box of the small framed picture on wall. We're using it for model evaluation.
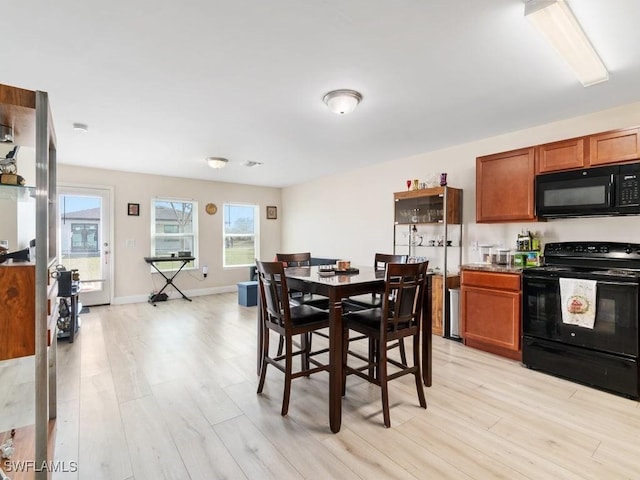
[266,206,277,220]
[128,203,140,216]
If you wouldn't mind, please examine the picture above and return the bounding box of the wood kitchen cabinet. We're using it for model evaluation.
[536,127,640,173]
[460,269,522,360]
[536,137,586,173]
[476,147,536,223]
[589,127,640,166]
[0,264,57,360]
[432,274,460,336]
[393,187,463,338]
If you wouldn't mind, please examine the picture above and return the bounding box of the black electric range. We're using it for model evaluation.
[522,242,640,398]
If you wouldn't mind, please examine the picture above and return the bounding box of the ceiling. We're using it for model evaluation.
[2,0,640,188]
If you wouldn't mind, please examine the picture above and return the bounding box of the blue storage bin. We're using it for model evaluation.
[237,280,258,307]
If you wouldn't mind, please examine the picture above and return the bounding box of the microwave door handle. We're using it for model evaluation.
[608,175,615,206]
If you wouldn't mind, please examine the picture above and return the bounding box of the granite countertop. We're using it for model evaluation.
[460,263,524,274]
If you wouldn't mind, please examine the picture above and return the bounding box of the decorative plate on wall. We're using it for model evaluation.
[205,203,218,215]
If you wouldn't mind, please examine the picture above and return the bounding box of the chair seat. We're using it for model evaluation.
[346,308,410,333]
[290,304,330,328]
[289,293,331,311]
[343,293,382,309]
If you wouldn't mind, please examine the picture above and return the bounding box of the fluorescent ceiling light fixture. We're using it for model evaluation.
[525,0,608,86]
[0,125,13,143]
[323,89,363,115]
[206,157,229,169]
[72,122,89,132]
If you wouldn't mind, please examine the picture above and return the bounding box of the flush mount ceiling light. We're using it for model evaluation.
[525,0,608,87]
[72,122,89,133]
[0,125,13,143]
[206,157,229,169]
[322,89,363,115]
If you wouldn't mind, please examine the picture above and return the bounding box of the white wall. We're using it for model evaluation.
[58,165,281,303]
[282,101,640,269]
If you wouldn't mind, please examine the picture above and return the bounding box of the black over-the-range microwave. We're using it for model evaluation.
[535,161,640,218]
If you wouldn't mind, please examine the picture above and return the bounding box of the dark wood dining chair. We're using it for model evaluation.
[256,260,330,416]
[275,252,330,309]
[342,253,410,366]
[342,261,429,428]
[344,253,408,309]
[275,252,331,361]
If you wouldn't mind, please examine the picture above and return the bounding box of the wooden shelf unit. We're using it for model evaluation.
[0,83,58,480]
[393,186,462,338]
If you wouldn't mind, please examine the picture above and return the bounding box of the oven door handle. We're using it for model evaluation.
[594,279,640,287]
[524,275,557,284]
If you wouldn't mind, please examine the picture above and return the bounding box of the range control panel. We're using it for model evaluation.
[544,242,640,259]
[618,163,640,206]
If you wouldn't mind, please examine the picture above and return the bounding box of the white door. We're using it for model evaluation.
[58,186,112,306]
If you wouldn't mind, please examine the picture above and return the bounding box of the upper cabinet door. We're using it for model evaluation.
[589,127,640,166]
[537,137,586,173]
[476,147,536,223]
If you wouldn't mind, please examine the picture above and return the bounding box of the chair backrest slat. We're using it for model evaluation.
[382,261,428,335]
[276,252,311,267]
[256,260,291,330]
[374,253,407,272]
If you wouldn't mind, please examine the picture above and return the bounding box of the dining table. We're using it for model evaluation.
[256,265,432,433]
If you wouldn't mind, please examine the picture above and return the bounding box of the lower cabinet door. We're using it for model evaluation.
[461,285,521,359]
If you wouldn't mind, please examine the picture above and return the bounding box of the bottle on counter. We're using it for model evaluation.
[531,231,540,251]
[517,230,531,251]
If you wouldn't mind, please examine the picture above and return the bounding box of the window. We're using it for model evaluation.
[70,223,99,253]
[223,203,259,267]
[151,199,197,270]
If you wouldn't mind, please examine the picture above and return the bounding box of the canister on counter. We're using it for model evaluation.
[495,248,512,266]
[513,252,528,267]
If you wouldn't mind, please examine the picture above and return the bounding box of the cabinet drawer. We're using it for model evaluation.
[461,270,521,291]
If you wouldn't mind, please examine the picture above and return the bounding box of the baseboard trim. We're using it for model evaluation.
[112,285,237,305]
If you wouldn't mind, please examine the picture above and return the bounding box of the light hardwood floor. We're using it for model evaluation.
[2,292,640,479]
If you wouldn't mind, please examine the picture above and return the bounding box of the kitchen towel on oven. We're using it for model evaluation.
[559,278,597,329]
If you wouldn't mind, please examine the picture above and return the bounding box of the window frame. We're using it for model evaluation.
[150,198,198,271]
[222,202,260,268]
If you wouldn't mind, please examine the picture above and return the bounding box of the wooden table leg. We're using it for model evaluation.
[328,294,343,433]
[422,275,433,386]
[257,290,263,376]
